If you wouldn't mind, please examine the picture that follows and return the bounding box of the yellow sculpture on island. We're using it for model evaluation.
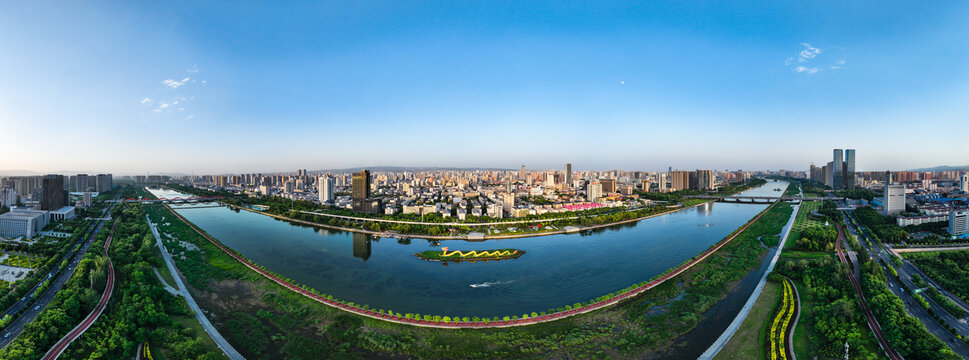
[440,247,518,258]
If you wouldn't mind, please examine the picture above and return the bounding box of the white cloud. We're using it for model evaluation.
[188,64,199,73]
[186,115,194,120]
[162,77,191,89]
[794,66,819,74]
[798,43,821,61]
[140,97,152,104]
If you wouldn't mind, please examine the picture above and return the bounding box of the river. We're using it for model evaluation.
[148,180,788,320]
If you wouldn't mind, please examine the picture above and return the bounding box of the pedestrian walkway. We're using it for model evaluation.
[147,215,244,360]
[152,267,180,296]
[698,202,799,360]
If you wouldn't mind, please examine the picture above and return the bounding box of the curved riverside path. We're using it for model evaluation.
[698,202,798,360]
[42,218,119,360]
[165,201,778,329]
[147,215,244,360]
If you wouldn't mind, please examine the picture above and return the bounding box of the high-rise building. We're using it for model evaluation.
[833,149,844,189]
[695,170,714,190]
[41,175,66,211]
[883,184,905,215]
[600,179,617,193]
[565,163,572,186]
[587,182,603,202]
[318,176,335,204]
[671,171,694,191]
[950,210,969,236]
[95,174,113,192]
[961,173,969,193]
[0,187,17,208]
[845,149,856,188]
[519,165,526,180]
[825,162,834,187]
[352,170,371,200]
[352,170,373,212]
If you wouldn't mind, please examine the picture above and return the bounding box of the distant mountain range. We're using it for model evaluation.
[907,165,969,172]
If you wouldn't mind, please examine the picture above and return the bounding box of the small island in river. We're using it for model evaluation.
[416,247,525,262]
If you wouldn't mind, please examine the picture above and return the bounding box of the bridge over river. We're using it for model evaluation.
[683,195,843,203]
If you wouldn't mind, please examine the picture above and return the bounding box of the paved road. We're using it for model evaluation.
[845,212,969,358]
[698,201,799,360]
[42,218,119,359]
[893,246,969,253]
[835,221,902,360]
[152,268,180,296]
[0,194,120,349]
[148,215,243,360]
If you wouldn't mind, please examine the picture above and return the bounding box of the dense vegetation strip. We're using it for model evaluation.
[905,251,969,315]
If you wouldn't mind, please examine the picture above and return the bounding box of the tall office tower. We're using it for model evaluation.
[587,182,603,201]
[95,174,112,192]
[825,162,834,187]
[695,170,714,190]
[833,149,844,189]
[565,163,572,186]
[352,170,371,200]
[883,184,905,215]
[885,171,893,184]
[950,210,969,236]
[318,176,335,204]
[41,174,66,210]
[658,173,668,192]
[519,165,526,180]
[961,173,969,193]
[845,149,856,188]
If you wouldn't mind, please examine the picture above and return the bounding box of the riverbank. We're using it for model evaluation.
[221,200,714,240]
[164,200,780,329]
[136,184,796,358]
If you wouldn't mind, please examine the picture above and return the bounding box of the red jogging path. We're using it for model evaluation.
[42,218,119,360]
[166,202,779,328]
[835,222,902,360]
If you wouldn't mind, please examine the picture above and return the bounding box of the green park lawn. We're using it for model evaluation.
[714,281,781,360]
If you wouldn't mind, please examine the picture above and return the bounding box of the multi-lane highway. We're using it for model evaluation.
[844,211,969,358]
[0,193,120,349]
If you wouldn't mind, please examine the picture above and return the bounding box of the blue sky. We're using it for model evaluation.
[1,1,967,174]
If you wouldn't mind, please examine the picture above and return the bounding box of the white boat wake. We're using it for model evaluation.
[470,280,513,288]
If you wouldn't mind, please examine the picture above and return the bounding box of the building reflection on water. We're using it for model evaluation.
[353,232,372,261]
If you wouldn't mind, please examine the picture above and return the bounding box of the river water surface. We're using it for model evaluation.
[148,180,788,319]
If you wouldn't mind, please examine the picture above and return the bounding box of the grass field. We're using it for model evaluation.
[714,281,781,360]
[0,254,46,268]
[786,201,826,249]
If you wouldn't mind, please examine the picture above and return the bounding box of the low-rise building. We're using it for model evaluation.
[0,208,49,238]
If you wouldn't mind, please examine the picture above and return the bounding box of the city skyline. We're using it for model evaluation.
[2,2,968,173]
